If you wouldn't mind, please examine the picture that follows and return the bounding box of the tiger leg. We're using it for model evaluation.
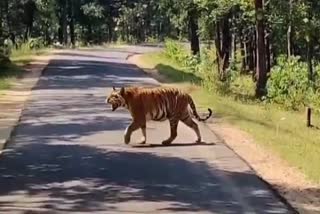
[162,118,178,146]
[180,114,201,143]
[124,122,140,144]
[139,124,146,144]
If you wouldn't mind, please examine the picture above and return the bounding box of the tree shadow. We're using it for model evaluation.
[155,64,202,85]
[33,59,160,91]
[0,60,24,80]
[231,92,257,103]
[53,52,123,60]
[0,143,295,213]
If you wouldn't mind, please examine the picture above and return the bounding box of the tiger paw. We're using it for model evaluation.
[124,135,130,144]
[139,140,146,144]
[139,137,146,144]
[161,140,172,146]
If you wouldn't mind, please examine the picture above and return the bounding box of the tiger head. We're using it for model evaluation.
[106,86,126,111]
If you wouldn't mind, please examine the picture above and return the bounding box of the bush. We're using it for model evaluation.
[163,40,320,110]
[10,38,45,58]
[27,37,45,49]
[2,38,14,56]
[197,48,227,94]
[164,40,255,98]
[164,39,199,71]
[267,55,313,110]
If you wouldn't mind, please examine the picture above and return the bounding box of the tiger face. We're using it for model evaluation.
[106,87,126,111]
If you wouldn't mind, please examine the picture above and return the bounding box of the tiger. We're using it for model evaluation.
[105,86,212,145]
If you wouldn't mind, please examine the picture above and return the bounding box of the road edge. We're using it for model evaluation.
[126,53,299,214]
[207,125,299,214]
[0,53,54,155]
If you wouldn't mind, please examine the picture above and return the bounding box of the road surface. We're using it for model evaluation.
[0,47,293,213]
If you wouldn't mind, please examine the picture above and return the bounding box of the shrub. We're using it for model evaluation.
[267,55,312,110]
[10,38,45,58]
[164,40,255,97]
[197,48,229,94]
[163,40,320,110]
[164,39,200,72]
[27,37,45,49]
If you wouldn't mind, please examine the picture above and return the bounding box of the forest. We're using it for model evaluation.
[1,0,320,110]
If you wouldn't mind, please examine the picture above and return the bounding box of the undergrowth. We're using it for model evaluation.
[0,38,48,90]
[138,40,320,184]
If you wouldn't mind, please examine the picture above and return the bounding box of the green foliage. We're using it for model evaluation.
[164,39,199,72]
[164,40,255,99]
[267,55,320,110]
[33,0,58,45]
[81,2,104,19]
[196,48,229,94]
[10,38,45,58]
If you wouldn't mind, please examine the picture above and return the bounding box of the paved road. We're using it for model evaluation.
[0,47,292,213]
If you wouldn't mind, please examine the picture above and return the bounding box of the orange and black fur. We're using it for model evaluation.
[106,86,212,145]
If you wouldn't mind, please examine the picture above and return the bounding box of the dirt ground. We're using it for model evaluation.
[128,54,320,214]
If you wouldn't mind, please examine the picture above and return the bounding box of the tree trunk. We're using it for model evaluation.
[231,33,236,62]
[221,13,231,71]
[266,33,271,74]
[255,0,267,97]
[307,40,313,82]
[58,25,63,44]
[62,0,68,45]
[287,0,293,57]
[215,13,232,81]
[126,24,129,42]
[24,27,30,41]
[253,33,257,72]
[189,10,200,56]
[215,21,222,77]
[68,0,75,47]
[0,0,9,58]
[247,35,255,72]
[0,0,3,46]
[239,29,247,72]
[45,23,50,45]
[87,24,92,43]
[108,20,114,42]
[24,0,36,41]
[4,0,9,32]
[287,26,293,57]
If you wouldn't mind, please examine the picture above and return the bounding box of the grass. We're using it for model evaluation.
[0,47,49,90]
[138,52,320,184]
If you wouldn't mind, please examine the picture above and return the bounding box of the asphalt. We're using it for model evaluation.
[0,47,293,213]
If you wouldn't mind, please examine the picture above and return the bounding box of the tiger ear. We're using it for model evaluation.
[112,86,116,91]
[120,87,125,95]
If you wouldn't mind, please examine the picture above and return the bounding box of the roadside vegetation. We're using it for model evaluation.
[0,39,49,90]
[138,41,320,183]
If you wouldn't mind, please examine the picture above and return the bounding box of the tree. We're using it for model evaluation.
[255,0,267,97]
[189,5,200,55]
[23,0,37,40]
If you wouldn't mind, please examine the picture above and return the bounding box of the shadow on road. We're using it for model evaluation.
[131,142,216,148]
[0,142,291,213]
